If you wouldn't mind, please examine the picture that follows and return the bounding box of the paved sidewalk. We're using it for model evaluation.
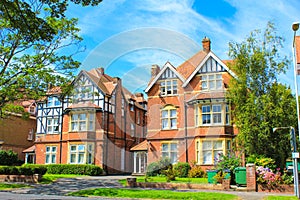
[0,175,295,200]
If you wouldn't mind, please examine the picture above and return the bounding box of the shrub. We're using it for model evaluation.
[22,164,47,175]
[0,150,18,166]
[0,165,47,175]
[46,164,103,176]
[164,167,176,182]
[188,165,206,178]
[256,166,282,186]
[146,158,172,177]
[247,155,276,170]
[173,162,191,178]
[215,154,241,172]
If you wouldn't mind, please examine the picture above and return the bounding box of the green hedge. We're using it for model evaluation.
[0,165,47,175]
[23,164,103,176]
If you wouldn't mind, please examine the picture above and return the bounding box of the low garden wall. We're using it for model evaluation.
[0,174,42,183]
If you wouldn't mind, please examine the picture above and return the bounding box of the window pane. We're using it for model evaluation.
[46,147,50,152]
[216,74,222,79]
[162,119,168,129]
[214,141,223,149]
[216,80,222,89]
[45,155,50,164]
[52,147,57,152]
[209,80,215,89]
[78,145,85,151]
[162,152,169,158]
[51,155,56,163]
[170,109,176,117]
[70,146,76,151]
[170,119,177,129]
[70,154,76,163]
[213,114,222,123]
[79,122,86,131]
[202,114,211,124]
[78,153,84,163]
[203,141,212,150]
[202,81,207,89]
[71,122,78,131]
[89,114,94,120]
[209,75,214,80]
[202,105,210,113]
[162,110,168,118]
[203,151,212,164]
[170,143,177,151]
[202,75,207,81]
[162,144,169,152]
[79,114,86,120]
[212,105,221,112]
[170,152,177,163]
[72,114,78,121]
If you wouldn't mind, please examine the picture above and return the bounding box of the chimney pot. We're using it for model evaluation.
[151,64,160,77]
[202,36,211,52]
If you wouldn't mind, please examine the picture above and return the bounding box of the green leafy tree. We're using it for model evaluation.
[0,0,102,116]
[228,22,297,169]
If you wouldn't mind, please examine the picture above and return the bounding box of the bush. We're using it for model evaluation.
[146,162,160,176]
[215,154,241,172]
[146,158,172,177]
[188,165,206,178]
[247,155,276,170]
[0,165,47,175]
[0,150,18,166]
[173,162,191,178]
[46,164,103,176]
[22,164,47,175]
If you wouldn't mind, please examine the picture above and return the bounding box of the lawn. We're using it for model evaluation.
[263,196,298,200]
[119,176,208,186]
[68,188,238,200]
[0,183,29,190]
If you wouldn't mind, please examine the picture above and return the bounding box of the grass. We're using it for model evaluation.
[119,176,208,186]
[68,188,238,199]
[0,183,29,190]
[263,196,299,200]
[39,174,85,184]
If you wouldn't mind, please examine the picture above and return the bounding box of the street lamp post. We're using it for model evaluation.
[292,22,300,141]
[273,127,299,198]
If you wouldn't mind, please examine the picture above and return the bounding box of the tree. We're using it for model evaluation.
[0,0,102,116]
[228,22,297,168]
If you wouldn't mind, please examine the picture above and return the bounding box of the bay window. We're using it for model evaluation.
[196,103,230,126]
[202,140,223,165]
[70,112,95,131]
[69,144,94,164]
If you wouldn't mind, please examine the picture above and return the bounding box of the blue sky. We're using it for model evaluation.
[66,0,300,94]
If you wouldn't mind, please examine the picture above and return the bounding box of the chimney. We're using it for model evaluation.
[112,77,120,84]
[135,92,144,98]
[202,36,211,52]
[97,67,105,75]
[151,64,160,77]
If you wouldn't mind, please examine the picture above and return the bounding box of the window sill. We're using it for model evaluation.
[161,128,178,131]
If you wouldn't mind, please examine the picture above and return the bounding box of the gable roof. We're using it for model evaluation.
[182,51,237,87]
[176,50,208,79]
[130,140,148,151]
[145,61,185,93]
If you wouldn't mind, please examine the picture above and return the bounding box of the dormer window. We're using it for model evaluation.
[201,74,222,90]
[160,79,177,96]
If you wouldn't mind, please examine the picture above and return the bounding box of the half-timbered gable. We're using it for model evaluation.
[34,67,147,174]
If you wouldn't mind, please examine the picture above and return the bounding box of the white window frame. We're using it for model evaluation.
[161,106,177,130]
[160,79,178,96]
[201,104,222,125]
[161,142,178,164]
[201,73,223,91]
[69,144,94,164]
[47,118,59,134]
[70,112,95,132]
[45,146,57,164]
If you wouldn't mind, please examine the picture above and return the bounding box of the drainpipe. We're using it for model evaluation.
[184,94,188,162]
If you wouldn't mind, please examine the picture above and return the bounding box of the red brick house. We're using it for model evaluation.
[132,37,238,173]
[0,100,36,162]
[32,68,147,174]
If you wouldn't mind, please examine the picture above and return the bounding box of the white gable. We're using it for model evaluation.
[145,62,185,93]
[182,52,237,87]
